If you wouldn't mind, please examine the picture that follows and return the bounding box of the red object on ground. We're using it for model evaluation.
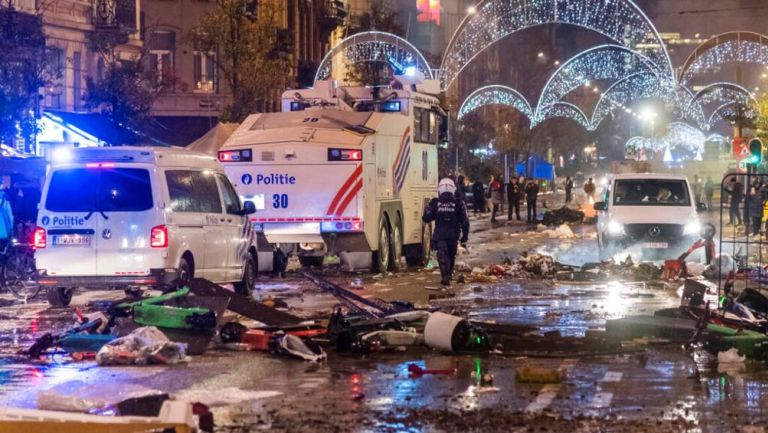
[242,330,272,351]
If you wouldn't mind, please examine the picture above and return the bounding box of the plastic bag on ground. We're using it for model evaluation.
[717,348,746,364]
[37,380,163,413]
[275,334,326,362]
[96,326,188,366]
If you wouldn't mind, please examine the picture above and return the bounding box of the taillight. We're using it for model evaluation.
[150,225,168,248]
[33,227,46,249]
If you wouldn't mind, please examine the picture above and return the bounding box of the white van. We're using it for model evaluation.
[35,147,258,306]
[594,173,706,260]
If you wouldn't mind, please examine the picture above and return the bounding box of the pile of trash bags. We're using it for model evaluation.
[542,207,585,227]
[466,253,560,281]
[96,327,188,366]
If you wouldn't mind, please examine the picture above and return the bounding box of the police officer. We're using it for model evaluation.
[423,178,470,286]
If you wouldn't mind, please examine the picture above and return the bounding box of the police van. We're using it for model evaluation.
[218,75,444,271]
[35,147,257,306]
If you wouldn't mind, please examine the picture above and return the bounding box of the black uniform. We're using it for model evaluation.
[423,192,470,285]
[564,178,574,203]
[471,181,485,214]
[507,181,522,220]
[525,182,539,223]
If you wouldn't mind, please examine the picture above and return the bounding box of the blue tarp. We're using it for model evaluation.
[515,155,555,180]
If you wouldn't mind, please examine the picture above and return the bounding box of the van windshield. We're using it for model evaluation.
[46,168,153,212]
[612,179,690,207]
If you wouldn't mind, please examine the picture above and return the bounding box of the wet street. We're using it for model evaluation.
[1,210,767,432]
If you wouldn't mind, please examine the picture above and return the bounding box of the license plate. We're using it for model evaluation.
[643,242,668,249]
[52,234,92,246]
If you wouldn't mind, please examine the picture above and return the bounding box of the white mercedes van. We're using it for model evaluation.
[35,147,257,306]
[594,173,706,260]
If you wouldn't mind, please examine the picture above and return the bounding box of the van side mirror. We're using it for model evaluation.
[696,202,707,213]
[241,201,256,215]
[593,201,607,211]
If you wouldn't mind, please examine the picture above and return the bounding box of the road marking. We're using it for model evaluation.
[525,384,560,413]
[524,359,578,413]
[600,371,623,382]
[589,392,614,408]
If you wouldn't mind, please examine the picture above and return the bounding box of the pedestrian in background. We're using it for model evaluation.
[704,176,714,210]
[692,174,703,204]
[507,177,522,221]
[490,179,503,223]
[525,178,540,223]
[584,178,596,202]
[746,182,764,236]
[423,178,469,286]
[564,176,574,204]
[471,179,485,216]
[455,175,467,203]
[726,176,744,226]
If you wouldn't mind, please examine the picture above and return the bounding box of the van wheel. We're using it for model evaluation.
[389,221,403,272]
[47,287,74,307]
[405,223,432,267]
[373,220,391,273]
[299,256,324,267]
[234,254,256,296]
[175,257,192,290]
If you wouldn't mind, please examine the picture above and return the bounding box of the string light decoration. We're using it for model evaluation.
[314,31,434,82]
[680,32,768,85]
[457,85,534,121]
[690,82,755,112]
[535,45,662,121]
[440,0,673,90]
[536,102,593,130]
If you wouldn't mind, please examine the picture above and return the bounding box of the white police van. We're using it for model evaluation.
[35,147,257,306]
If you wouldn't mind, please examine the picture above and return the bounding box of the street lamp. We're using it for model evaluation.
[466,5,476,14]
[638,107,657,140]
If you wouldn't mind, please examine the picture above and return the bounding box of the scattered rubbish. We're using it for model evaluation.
[301,270,411,318]
[424,312,490,353]
[272,334,326,363]
[0,400,204,433]
[37,381,164,413]
[541,224,576,239]
[96,327,188,366]
[515,364,565,383]
[717,348,746,364]
[407,364,457,377]
[542,207,585,226]
[350,278,365,290]
[189,278,302,326]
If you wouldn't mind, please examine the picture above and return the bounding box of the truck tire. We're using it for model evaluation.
[47,287,74,307]
[406,224,432,267]
[374,220,391,273]
[389,221,403,272]
[175,257,192,290]
[299,255,324,267]
[234,253,257,296]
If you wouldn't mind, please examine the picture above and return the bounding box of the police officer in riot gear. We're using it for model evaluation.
[423,178,470,286]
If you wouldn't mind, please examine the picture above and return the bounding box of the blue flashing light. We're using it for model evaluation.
[320,221,364,233]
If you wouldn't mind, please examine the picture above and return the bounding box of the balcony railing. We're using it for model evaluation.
[94,0,137,31]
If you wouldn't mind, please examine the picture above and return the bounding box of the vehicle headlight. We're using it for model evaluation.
[683,220,702,236]
[607,220,625,236]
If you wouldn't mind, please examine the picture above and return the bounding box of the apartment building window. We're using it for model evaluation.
[193,51,216,93]
[148,31,175,85]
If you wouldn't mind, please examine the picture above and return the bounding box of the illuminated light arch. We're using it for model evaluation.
[690,82,756,109]
[314,31,434,82]
[535,45,662,122]
[457,85,534,121]
[535,102,592,130]
[439,0,673,90]
[680,31,768,85]
[707,102,743,128]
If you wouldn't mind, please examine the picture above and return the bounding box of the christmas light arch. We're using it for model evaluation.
[535,45,662,123]
[690,82,756,110]
[457,85,534,121]
[535,101,592,130]
[314,31,434,82]
[439,0,673,90]
[679,31,768,85]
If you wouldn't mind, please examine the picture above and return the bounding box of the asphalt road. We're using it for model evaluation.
[0,201,766,432]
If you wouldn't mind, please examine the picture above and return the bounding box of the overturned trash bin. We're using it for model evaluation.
[424,312,490,353]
